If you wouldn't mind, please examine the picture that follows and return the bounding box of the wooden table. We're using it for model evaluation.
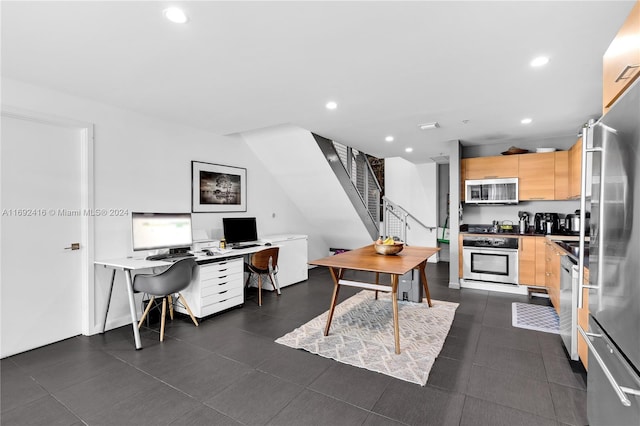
[309,244,440,354]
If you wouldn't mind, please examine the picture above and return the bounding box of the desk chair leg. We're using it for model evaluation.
[178,293,199,327]
[160,297,167,342]
[258,275,263,306]
[168,294,174,320]
[268,272,281,296]
[138,296,156,329]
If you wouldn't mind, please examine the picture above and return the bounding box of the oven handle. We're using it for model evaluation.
[462,246,518,253]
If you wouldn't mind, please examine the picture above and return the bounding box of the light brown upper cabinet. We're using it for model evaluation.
[603,0,640,114]
[569,137,582,199]
[518,152,555,200]
[554,151,570,200]
[464,155,519,180]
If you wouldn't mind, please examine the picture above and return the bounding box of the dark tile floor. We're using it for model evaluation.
[1,263,587,426]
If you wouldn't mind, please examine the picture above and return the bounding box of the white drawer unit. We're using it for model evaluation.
[175,257,244,318]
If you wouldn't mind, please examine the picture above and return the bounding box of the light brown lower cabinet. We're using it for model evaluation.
[518,236,548,288]
[545,240,564,314]
[577,268,590,370]
[518,237,536,285]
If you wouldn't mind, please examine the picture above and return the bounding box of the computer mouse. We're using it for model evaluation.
[203,250,214,256]
[264,242,272,246]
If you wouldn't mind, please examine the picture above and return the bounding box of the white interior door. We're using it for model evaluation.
[1,114,86,357]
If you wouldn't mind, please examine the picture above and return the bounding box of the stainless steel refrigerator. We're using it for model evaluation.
[580,79,640,426]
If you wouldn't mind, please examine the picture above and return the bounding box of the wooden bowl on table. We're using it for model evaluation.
[374,242,404,255]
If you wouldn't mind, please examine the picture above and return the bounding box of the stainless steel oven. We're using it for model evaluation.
[463,236,518,285]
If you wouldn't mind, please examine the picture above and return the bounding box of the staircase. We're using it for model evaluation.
[242,124,436,256]
[312,134,381,240]
[241,125,376,253]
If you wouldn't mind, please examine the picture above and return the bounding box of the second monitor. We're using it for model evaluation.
[222,217,259,248]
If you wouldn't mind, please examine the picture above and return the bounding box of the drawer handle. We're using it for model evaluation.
[218,276,227,280]
[219,290,228,294]
[577,326,640,406]
[614,64,640,82]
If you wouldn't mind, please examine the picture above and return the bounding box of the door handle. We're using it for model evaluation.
[64,243,80,250]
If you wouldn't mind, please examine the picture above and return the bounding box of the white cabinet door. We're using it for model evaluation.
[261,235,308,289]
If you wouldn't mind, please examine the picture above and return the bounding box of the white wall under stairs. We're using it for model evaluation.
[385,157,440,262]
[240,124,373,260]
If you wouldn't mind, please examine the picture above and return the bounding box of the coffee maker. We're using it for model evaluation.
[534,213,545,234]
[544,213,561,235]
[518,211,529,234]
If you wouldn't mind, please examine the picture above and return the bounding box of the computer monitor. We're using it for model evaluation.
[131,212,193,252]
[222,217,258,246]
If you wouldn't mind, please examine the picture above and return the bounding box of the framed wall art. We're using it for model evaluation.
[191,161,247,213]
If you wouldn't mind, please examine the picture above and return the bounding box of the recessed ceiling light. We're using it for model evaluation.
[385,136,394,142]
[418,122,440,130]
[405,147,413,153]
[521,118,533,124]
[163,7,189,24]
[530,56,549,67]
[325,101,338,110]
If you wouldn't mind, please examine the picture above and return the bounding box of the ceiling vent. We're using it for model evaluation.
[419,122,440,130]
[430,155,449,164]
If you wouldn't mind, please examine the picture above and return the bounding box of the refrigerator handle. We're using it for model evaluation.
[578,122,601,308]
[578,326,640,406]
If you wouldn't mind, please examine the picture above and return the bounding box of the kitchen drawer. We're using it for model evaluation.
[201,276,242,297]
[202,292,243,311]
[200,296,243,317]
[202,286,243,306]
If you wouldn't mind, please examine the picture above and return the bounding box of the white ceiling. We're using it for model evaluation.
[2,1,635,163]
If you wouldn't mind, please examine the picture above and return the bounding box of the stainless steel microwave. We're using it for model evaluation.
[465,178,518,204]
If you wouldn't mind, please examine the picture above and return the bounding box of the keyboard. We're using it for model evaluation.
[232,244,260,250]
[146,252,194,261]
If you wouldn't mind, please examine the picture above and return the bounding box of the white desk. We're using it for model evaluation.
[95,245,270,349]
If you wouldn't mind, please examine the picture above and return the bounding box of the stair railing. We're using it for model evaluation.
[382,197,436,245]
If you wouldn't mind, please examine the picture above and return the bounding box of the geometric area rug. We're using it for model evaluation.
[275,291,459,386]
[512,302,560,334]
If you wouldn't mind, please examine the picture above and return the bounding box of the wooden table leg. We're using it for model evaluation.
[324,268,343,336]
[391,274,401,354]
[419,262,433,307]
[374,272,379,300]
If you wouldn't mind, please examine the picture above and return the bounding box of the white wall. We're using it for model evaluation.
[2,79,320,333]
[385,157,439,262]
[241,124,372,259]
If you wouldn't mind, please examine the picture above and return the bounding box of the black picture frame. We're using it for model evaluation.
[191,161,247,212]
